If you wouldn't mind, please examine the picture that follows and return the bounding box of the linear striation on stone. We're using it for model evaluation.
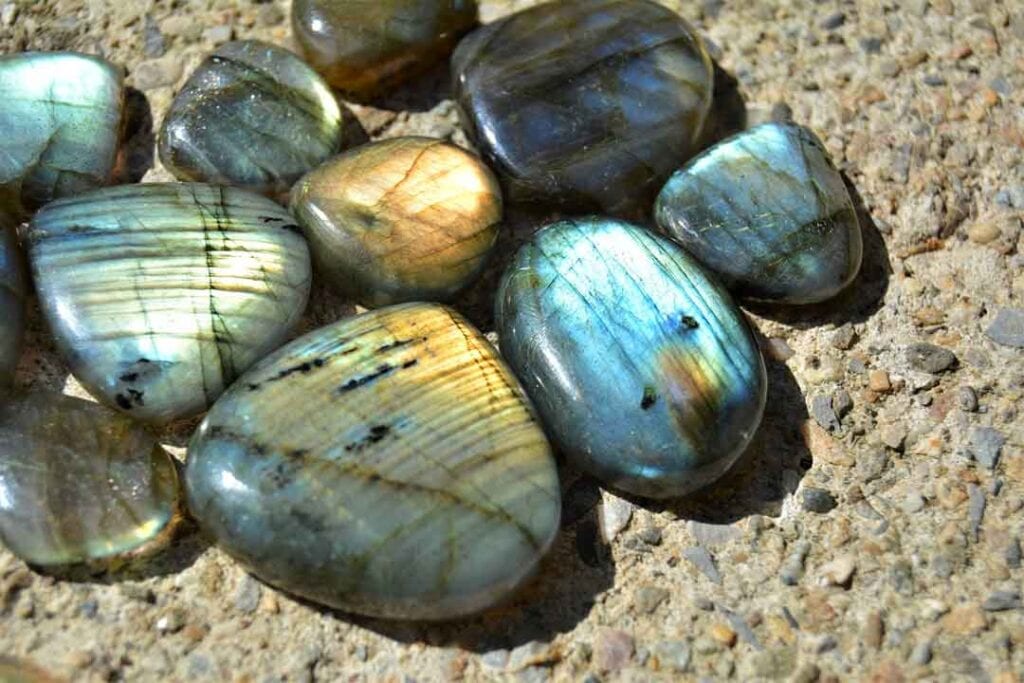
[452,0,713,217]
[292,0,478,96]
[0,224,25,387]
[159,40,344,196]
[0,392,180,567]
[185,303,561,620]
[0,52,123,224]
[655,122,863,304]
[496,218,767,499]
[27,183,312,424]
[290,136,501,307]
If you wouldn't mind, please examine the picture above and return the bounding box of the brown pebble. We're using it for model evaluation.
[864,610,885,649]
[593,628,635,672]
[868,370,892,393]
[941,605,988,635]
[710,623,737,647]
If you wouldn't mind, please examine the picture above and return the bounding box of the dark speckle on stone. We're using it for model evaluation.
[641,386,657,410]
[802,487,838,514]
[905,343,957,374]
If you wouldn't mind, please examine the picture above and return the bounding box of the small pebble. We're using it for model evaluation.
[985,309,1024,348]
[811,394,841,432]
[923,74,947,86]
[968,426,1006,469]
[957,386,979,412]
[868,369,892,392]
[981,590,1021,612]
[819,11,846,30]
[132,57,183,90]
[967,221,1001,244]
[780,540,810,586]
[902,491,926,513]
[683,547,722,584]
[0,3,16,27]
[593,629,634,672]
[863,611,885,649]
[637,526,663,546]
[818,555,856,587]
[830,324,856,350]
[967,484,986,541]
[909,640,932,665]
[1005,537,1021,569]
[832,389,853,418]
[142,14,165,58]
[709,623,737,647]
[652,640,691,673]
[905,343,958,374]
[234,575,261,614]
[801,487,838,513]
[633,586,669,614]
[202,25,233,45]
[598,492,634,541]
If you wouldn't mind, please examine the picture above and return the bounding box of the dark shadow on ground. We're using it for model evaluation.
[113,87,155,185]
[345,60,452,114]
[291,466,614,652]
[742,174,892,328]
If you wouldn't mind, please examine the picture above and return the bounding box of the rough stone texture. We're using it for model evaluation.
[1,0,1023,681]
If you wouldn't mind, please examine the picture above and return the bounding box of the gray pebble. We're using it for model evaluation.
[480,649,509,671]
[906,343,958,374]
[923,74,947,86]
[859,37,884,53]
[652,640,691,673]
[234,575,261,614]
[143,14,165,58]
[831,324,856,350]
[820,11,845,30]
[985,308,1024,348]
[780,540,810,586]
[633,586,669,614]
[637,526,663,546]
[909,640,932,665]
[811,394,841,432]
[982,590,1021,611]
[770,101,793,122]
[688,520,741,548]
[967,484,986,541]
[995,186,1024,209]
[683,547,721,584]
[694,595,715,611]
[1005,537,1021,569]
[833,389,853,418]
[202,24,233,45]
[968,426,1006,469]
[857,451,889,483]
[802,487,838,513]
[957,386,979,412]
[720,606,762,649]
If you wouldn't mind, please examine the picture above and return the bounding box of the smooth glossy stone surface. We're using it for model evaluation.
[496,219,767,499]
[185,303,560,620]
[452,0,713,217]
[159,40,344,196]
[655,122,863,305]
[0,392,180,567]
[291,137,501,307]
[0,52,123,223]
[0,225,25,387]
[28,183,311,424]
[293,0,478,96]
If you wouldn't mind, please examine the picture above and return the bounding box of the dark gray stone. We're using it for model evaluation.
[985,308,1024,348]
[982,590,1021,611]
[802,487,838,513]
[905,343,958,374]
[968,426,1006,469]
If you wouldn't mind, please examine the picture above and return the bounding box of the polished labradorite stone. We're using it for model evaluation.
[293,0,478,96]
[0,52,123,224]
[0,392,180,567]
[28,183,312,424]
[452,0,713,217]
[186,303,560,619]
[496,219,767,499]
[0,225,25,387]
[159,40,344,196]
[655,122,863,305]
[290,137,501,307]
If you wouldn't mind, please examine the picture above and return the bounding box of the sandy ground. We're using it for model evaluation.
[1,0,1024,681]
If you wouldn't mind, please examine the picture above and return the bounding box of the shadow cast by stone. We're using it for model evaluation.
[742,174,892,328]
[644,351,811,523]
[113,87,155,185]
[28,519,208,585]
[694,60,748,153]
[346,60,451,113]
[285,468,614,653]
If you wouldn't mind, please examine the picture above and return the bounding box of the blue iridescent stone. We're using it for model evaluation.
[27,184,311,424]
[452,0,713,217]
[496,218,767,499]
[0,52,123,224]
[655,122,863,305]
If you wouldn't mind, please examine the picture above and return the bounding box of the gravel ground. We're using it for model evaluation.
[2,0,1024,681]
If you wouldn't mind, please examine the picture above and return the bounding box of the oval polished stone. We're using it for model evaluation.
[291,137,501,307]
[0,225,25,387]
[496,219,767,499]
[655,123,863,305]
[0,392,180,567]
[185,303,560,620]
[452,0,713,217]
[293,0,478,96]
[27,183,312,424]
[159,40,344,196]
[0,52,123,224]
